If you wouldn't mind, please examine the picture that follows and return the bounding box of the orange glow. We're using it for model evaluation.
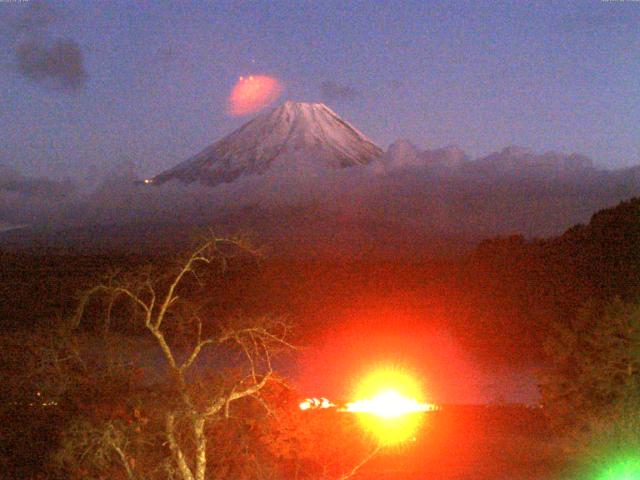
[299,397,335,410]
[227,75,283,116]
[297,305,481,406]
[344,390,431,418]
[347,367,433,445]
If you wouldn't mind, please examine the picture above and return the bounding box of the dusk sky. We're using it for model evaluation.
[1,0,639,181]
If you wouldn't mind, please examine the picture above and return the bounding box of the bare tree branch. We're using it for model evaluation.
[68,234,293,480]
[336,444,381,480]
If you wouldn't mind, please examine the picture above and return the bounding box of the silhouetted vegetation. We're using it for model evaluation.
[0,236,388,479]
[474,198,640,471]
[4,198,640,478]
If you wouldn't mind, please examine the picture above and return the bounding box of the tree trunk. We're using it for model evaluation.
[194,415,207,480]
[166,413,195,480]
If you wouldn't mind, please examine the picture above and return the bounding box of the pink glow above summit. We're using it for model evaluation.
[228,75,283,116]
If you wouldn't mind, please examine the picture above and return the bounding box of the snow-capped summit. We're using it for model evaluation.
[152,101,383,186]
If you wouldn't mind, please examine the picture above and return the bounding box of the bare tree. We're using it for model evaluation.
[7,235,381,479]
[71,235,295,480]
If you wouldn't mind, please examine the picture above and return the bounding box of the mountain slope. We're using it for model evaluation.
[153,101,382,186]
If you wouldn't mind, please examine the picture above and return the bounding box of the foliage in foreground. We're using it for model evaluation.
[541,297,640,431]
[540,296,640,476]
[549,397,640,480]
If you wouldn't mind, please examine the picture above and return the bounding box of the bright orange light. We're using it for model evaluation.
[344,390,430,418]
[346,367,432,445]
[299,397,335,410]
[227,75,283,116]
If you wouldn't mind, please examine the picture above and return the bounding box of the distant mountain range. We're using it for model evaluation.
[2,101,640,257]
[150,101,607,187]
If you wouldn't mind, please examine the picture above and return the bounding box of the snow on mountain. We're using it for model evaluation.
[150,100,595,187]
[152,101,383,186]
[379,140,469,171]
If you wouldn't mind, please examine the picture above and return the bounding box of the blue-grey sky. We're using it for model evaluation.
[1,0,639,181]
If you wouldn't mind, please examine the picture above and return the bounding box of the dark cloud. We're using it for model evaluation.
[319,80,360,101]
[12,1,88,91]
[156,45,176,63]
[389,79,403,91]
[15,0,57,33]
[16,38,88,90]
[0,165,22,183]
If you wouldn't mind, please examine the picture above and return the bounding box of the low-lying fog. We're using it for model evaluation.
[2,148,640,256]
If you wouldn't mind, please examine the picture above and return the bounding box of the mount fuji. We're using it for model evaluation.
[152,101,383,186]
[5,101,640,258]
